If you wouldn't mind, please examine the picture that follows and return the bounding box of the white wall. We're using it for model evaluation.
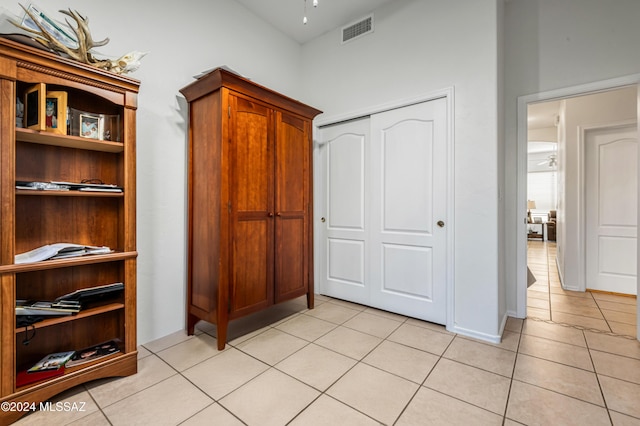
[14,0,508,345]
[31,0,640,344]
[302,0,504,340]
[504,0,640,314]
[20,0,305,344]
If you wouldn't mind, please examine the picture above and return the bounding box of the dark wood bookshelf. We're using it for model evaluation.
[0,38,139,424]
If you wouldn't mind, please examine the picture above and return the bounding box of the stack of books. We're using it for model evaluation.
[66,340,120,367]
[16,340,120,387]
[16,351,74,387]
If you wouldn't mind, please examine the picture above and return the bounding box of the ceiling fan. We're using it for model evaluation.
[538,153,557,167]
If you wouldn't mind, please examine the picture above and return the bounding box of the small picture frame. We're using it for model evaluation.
[534,217,542,223]
[45,91,67,135]
[24,83,46,130]
[79,113,101,139]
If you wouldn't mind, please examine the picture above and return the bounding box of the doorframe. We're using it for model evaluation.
[516,75,640,340]
[313,87,455,330]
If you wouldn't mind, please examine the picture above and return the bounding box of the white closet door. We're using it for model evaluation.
[368,98,448,323]
[318,98,449,324]
[318,117,371,304]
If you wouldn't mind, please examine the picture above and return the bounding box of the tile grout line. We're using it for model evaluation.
[589,290,616,334]
[390,333,459,425]
[500,323,524,425]
[583,329,614,425]
[544,242,553,322]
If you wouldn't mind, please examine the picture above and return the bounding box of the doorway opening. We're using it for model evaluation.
[517,77,639,340]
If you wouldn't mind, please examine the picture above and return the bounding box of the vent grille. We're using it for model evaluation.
[342,14,373,43]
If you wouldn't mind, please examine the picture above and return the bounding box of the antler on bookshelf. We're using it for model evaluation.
[11,5,110,69]
[9,5,144,74]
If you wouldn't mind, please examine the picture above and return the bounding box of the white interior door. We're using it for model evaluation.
[318,98,449,324]
[368,99,448,323]
[585,124,638,295]
[318,118,371,304]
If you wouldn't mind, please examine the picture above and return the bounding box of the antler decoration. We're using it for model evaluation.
[10,5,144,74]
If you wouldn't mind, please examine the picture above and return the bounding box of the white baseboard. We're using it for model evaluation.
[447,324,502,344]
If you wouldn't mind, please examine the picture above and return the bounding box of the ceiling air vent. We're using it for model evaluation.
[341,14,374,44]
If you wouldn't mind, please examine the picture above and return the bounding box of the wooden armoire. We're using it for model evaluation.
[180,68,322,349]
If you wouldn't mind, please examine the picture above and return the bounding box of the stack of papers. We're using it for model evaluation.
[15,181,123,193]
[15,243,112,264]
[16,300,81,316]
[51,181,122,193]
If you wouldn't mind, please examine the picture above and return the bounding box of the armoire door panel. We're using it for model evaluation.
[276,111,308,213]
[274,111,310,301]
[230,95,274,315]
[275,216,307,301]
[232,96,273,213]
[189,94,220,315]
[231,219,272,314]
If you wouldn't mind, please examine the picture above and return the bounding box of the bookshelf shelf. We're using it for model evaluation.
[0,251,138,274]
[16,351,135,393]
[14,303,125,334]
[16,189,124,197]
[16,128,124,153]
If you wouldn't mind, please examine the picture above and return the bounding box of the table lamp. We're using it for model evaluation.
[527,200,536,223]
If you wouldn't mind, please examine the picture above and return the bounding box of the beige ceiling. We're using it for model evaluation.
[528,100,561,130]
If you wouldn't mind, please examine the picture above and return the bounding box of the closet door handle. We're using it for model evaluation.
[268,212,274,217]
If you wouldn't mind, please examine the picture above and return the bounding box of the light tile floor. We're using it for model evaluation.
[13,290,640,425]
[527,240,637,338]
